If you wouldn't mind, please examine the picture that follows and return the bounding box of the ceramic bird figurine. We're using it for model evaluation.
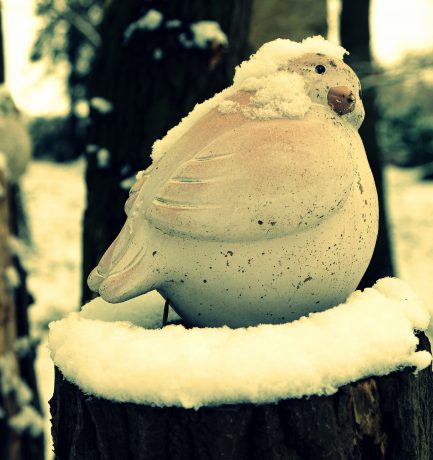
[88,36,378,328]
[0,86,32,183]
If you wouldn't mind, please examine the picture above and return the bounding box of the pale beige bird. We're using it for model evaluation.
[88,37,378,328]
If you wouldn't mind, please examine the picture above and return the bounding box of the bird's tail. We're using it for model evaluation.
[87,221,160,303]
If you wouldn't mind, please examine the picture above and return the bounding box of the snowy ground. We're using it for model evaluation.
[20,158,85,460]
[385,166,433,311]
[18,159,433,458]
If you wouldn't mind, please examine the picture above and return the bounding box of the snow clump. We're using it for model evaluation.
[233,36,347,86]
[89,97,113,114]
[49,278,431,409]
[9,405,44,437]
[179,21,228,49]
[238,72,311,120]
[124,9,164,41]
[0,353,44,436]
[97,148,110,168]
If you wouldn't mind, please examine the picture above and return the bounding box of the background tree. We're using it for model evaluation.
[31,0,103,160]
[0,7,4,84]
[249,0,327,48]
[81,0,253,302]
[375,53,433,172]
[340,0,395,287]
[0,7,44,458]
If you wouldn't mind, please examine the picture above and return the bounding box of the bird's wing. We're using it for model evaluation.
[145,119,357,242]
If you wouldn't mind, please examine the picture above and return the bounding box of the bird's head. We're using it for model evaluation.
[288,53,364,129]
[232,37,364,129]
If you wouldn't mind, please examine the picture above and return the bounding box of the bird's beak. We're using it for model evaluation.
[327,86,356,115]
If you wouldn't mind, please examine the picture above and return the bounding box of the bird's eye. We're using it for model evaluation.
[315,64,326,74]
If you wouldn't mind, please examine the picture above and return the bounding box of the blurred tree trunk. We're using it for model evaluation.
[340,0,394,287]
[82,0,253,302]
[0,172,44,460]
[0,9,44,457]
[0,170,19,460]
[0,7,4,84]
[249,0,327,50]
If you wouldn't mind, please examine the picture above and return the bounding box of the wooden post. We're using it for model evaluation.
[50,332,433,460]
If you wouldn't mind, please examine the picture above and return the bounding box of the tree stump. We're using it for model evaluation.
[50,331,433,460]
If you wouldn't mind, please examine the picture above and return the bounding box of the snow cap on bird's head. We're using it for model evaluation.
[231,36,364,128]
[233,36,348,85]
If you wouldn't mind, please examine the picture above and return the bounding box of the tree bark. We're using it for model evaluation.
[0,173,43,460]
[0,174,44,460]
[0,168,20,460]
[51,332,433,460]
[82,0,253,303]
[249,0,327,50]
[0,6,5,84]
[340,0,395,288]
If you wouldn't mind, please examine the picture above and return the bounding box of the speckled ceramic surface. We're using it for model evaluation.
[88,44,378,327]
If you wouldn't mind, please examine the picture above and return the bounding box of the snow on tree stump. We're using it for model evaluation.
[49,283,433,460]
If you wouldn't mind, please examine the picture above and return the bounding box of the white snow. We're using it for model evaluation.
[81,291,180,326]
[179,21,228,49]
[21,158,86,459]
[238,72,311,120]
[120,175,136,190]
[48,278,430,409]
[89,97,113,115]
[233,36,346,86]
[385,166,433,336]
[4,265,20,288]
[136,170,146,180]
[7,236,28,259]
[0,151,7,172]
[0,352,34,407]
[21,159,85,330]
[153,48,164,60]
[165,19,181,29]
[124,9,163,41]
[151,36,344,161]
[97,148,110,168]
[217,100,239,114]
[85,144,99,154]
[9,405,44,437]
[14,336,35,358]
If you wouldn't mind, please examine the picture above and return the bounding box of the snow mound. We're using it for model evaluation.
[151,36,345,161]
[233,36,347,85]
[48,278,431,409]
